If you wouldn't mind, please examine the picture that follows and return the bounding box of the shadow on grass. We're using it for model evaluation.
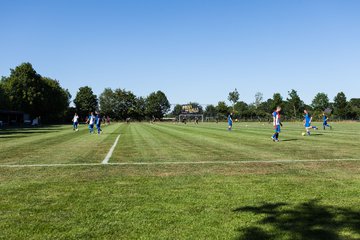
[233,199,360,240]
[281,139,299,142]
[0,127,60,136]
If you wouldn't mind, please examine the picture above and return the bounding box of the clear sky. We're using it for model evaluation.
[1,0,359,106]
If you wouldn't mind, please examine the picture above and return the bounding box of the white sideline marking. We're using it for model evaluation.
[0,158,359,168]
[102,134,121,164]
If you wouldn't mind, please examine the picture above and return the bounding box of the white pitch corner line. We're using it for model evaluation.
[102,134,121,164]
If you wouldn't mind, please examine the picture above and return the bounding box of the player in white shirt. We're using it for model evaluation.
[72,113,79,131]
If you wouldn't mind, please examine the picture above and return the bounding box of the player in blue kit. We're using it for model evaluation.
[304,110,318,135]
[228,113,233,131]
[86,112,95,134]
[95,111,102,134]
[322,113,332,130]
[271,106,282,142]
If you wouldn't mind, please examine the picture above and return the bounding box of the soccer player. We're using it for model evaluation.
[322,113,332,130]
[228,112,233,131]
[95,112,102,134]
[86,112,95,134]
[271,106,282,142]
[304,110,318,136]
[72,113,79,131]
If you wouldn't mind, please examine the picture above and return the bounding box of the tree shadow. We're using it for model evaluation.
[0,128,60,136]
[233,199,360,240]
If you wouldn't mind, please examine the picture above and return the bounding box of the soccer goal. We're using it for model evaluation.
[178,114,204,123]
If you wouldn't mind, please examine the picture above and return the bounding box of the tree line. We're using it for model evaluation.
[171,89,359,121]
[1,63,359,123]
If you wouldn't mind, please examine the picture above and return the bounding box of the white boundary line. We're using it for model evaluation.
[102,134,121,164]
[0,158,359,168]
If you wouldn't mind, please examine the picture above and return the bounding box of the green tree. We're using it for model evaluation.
[228,88,239,110]
[312,93,329,111]
[216,101,229,119]
[234,101,249,118]
[333,92,348,118]
[41,77,71,121]
[172,104,183,116]
[112,88,137,120]
[145,91,170,119]
[348,98,360,119]
[74,86,98,118]
[99,88,115,118]
[204,104,217,118]
[1,63,69,121]
[134,97,146,121]
[0,80,9,109]
[254,92,263,109]
[271,93,283,111]
[286,89,303,118]
[2,63,44,116]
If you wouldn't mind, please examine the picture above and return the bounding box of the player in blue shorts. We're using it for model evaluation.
[322,113,332,130]
[95,111,102,134]
[271,106,282,142]
[304,110,318,136]
[72,113,79,131]
[228,113,233,131]
[86,112,95,134]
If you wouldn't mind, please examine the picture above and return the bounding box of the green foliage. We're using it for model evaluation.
[348,98,360,119]
[0,63,69,121]
[333,92,348,118]
[74,86,98,117]
[228,88,240,108]
[216,101,230,118]
[171,104,183,116]
[286,89,304,118]
[99,88,115,118]
[145,91,170,119]
[271,93,283,111]
[204,104,217,117]
[254,92,263,109]
[312,92,329,111]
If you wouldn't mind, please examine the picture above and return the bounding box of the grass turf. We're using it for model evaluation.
[0,122,360,239]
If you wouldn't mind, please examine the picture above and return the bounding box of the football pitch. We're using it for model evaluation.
[1,122,360,239]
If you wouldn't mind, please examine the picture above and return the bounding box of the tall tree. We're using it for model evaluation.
[134,97,146,121]
[112,88,137,119]
[254,92,263,109]
[145,91,170,119]
[216,101,229,118]
[2,63,44,116]
[74,86,98,118]
[333,92,348,118]
[99,88,115,118]
[41,77,71,121]
[312,92,329,111]
[271,93,283,111]
[171,104,183,116]
[0,80,9,109]
[204,104,217,117]
[234,101,249,118]
[286,89,303,118]
[348,98,360,119]
[1,63,69,121]
[228,88,239,110]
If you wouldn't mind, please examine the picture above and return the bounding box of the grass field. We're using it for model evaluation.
[1,122,360,239]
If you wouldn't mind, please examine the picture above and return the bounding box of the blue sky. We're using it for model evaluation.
[1,0,359,106]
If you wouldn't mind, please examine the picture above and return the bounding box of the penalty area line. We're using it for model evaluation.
[0,158,360,168]
[102,134,121,164]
